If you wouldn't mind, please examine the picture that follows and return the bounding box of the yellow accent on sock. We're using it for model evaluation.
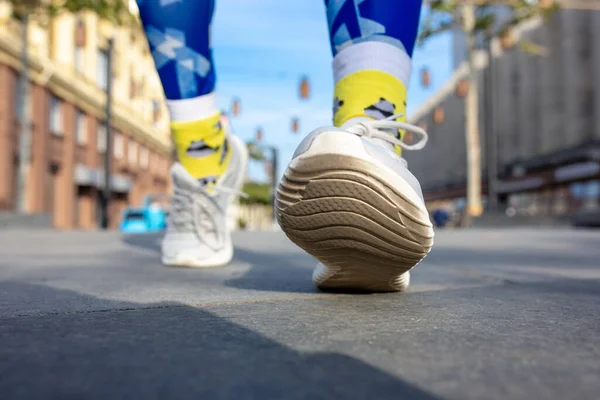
[171,112,231,180]
[333,70,408,155]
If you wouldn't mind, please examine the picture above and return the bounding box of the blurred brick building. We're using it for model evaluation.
[0,2,173,229]
[407,7,600,217]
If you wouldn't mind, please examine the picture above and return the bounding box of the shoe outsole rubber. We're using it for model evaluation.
[161,245,233,268]
[276,153,434,292]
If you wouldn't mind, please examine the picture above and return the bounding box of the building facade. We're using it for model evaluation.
[407,8,600,217]
[0,2,174,229]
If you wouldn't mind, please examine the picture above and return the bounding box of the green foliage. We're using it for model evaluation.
[246,141,266,162]
[8,0,135,25]
[419,0,559,44]
[240,182,271,205]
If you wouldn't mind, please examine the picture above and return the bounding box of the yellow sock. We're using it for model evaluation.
[170,112,231,184]
[333,70,408,156]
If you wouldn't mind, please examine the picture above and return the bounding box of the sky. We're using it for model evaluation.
[210,0,454,182]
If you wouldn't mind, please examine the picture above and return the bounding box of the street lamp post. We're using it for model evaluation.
[484,34,499,212]
[252,127,279,224]
[100,37,114,229]
[15,13,30,213]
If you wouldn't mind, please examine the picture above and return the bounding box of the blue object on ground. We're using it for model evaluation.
[432,208,450,228]
[120,195,169,233]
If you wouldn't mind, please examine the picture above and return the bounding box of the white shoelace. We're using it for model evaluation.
[345,113,428,151]
[170,182,247,244]
[169,190,204,233]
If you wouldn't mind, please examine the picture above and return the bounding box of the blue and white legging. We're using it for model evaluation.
[137,0,423,100]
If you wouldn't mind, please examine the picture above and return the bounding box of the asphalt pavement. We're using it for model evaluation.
[0,228,599,399]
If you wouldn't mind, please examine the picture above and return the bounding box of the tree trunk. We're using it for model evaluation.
[462,5,483,220]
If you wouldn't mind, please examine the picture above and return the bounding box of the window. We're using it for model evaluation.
[582,180,600,211]
[139,146,149,169]
[569,182,586,200]
[74,46,85,74]
[74,18,86,73]
[75,109,87,145]
[96,48,109,91]
[152,100,160,127]
[148,151,154,172]
[129,78,136,99]
[128,141,138,165]
[97,122,107,152]
[113,133,124,160]
[49,95,63,135]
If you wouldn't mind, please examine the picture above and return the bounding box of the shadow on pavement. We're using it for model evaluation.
[225,247,317,293]
[0,281,440,400]
[121,233,163,254]
[120,233,318,294]
[119,231,600,295]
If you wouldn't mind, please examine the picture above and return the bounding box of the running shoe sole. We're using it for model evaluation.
[276,138,434,292]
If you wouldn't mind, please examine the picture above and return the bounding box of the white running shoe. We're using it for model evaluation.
[276,114,434,292]
[161,134,248,268]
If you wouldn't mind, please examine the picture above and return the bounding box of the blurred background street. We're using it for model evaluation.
[1,0,599,229]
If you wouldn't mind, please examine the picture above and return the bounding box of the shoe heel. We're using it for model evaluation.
[276,153,433,292]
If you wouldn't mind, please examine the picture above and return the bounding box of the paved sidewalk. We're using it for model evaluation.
[0,228,599,399]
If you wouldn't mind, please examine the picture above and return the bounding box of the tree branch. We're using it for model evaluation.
[418,20,457,43]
